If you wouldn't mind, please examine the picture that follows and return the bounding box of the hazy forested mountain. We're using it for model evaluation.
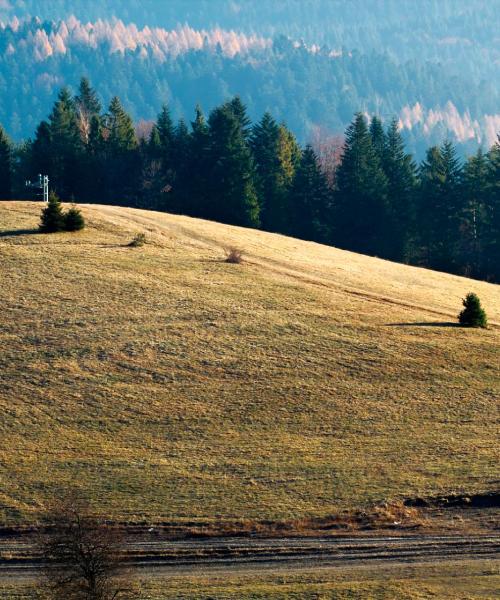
[0,1,498,154]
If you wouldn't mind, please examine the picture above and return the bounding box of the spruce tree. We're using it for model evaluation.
[250,113,284,232]
[460,149,489,277]
[0,125,12,200]
[289,144,332,243]
[485,138,500,281]
[184,105,211,218]
[40,192,65,233]
[169,119,191,213]
[207,105,260,227]
[47,88,82,200]
[104,97,139,204]
[75,77,102,117]
[64,205,85,231]
[334,113,389,256]
[418,140,463,272]
[383,118,417,261]
[369,116,386,163]
[458,292,487,328]
[226,96,252,140]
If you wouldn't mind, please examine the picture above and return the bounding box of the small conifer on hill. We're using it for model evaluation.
[458,293,487,328]
[64,205,85,231]
[39,192,65,233]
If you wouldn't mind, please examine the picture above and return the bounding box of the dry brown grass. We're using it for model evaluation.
[0,201,498,526]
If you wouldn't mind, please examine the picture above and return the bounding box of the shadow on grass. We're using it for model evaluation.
[387,322,461,328]
[0,228,40,238]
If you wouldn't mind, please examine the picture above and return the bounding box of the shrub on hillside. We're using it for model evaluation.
[224,246,243,264]
[458,292,487,328]
[64,205,85,231]
[128,232,147,247]
[39,192,65,233]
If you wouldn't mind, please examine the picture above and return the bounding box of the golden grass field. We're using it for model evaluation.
[0,201,498,525]
[2,561,499,599]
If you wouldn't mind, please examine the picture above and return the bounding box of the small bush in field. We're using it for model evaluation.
[458,292,487,328]
[64,205,85,231]
[39,192,65,233]
[128,232,147,247]
[224,246,243,264]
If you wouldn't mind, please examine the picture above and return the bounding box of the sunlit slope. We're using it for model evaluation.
[0,202,498,524]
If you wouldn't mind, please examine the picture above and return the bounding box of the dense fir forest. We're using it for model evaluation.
[1,79,498,282]
[0,2,498,153]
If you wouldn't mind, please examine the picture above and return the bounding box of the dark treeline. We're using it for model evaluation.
[1,78,499,282]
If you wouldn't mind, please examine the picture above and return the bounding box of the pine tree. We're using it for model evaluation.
[289,144,332,243]
[30,121,53,183]
[184,104,211,217]
[250,113,284,231]
[225,96,252,140]
[75,77,102,117]
[369,116,386,162]
[104,97,139,204]
[0,124,12,200]
[39,192,65,233]
[458,292,487,328]
[74,77,102,145]
[418,140,463,272]
[47,88,82,199]
[106,97,137,153]
[382,118,417,261]
[460,149,489,277]
[169,118,191,213]
[334,113,389,256]
[64,205,85,231]
[484,138,500,281]
[207,105,260,227]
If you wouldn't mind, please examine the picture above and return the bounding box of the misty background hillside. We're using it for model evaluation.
[0,0,498,155]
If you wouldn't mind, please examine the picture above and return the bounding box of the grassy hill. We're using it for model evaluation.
[0,201,498,526]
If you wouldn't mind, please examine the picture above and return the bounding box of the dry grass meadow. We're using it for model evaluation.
[2,561,499,599]
[0,201,498,525]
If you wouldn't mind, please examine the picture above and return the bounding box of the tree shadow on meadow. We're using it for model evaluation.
[387,321,460,328]
[0,228,40,238]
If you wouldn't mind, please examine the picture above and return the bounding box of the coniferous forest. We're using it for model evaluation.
[1,78,499,282]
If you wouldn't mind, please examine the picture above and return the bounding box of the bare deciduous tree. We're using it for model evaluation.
[37,499,138,600]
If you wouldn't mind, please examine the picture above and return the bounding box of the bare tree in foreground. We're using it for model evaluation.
[37,499,138,600]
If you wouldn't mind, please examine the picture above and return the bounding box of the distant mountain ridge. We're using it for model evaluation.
[0,1,498,154]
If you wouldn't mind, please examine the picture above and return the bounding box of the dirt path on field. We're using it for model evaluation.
[1,534,499,581]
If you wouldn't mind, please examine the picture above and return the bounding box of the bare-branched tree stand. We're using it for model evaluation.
[37,499,137,600]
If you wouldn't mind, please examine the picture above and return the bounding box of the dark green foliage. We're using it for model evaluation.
[417,141,463,272]
[75,77,102,118]
[251,113,291,232]
[64,206,85,231]
[458,293,487,328]
[0,125,12,200]
[289,145,332,243]
[334,113,389,256]
[206,105,260,228]
[103,96,140,204]
[382,118,417,261]
[7,79,500,283]
[484,139,500,280]
[39,192,66,233]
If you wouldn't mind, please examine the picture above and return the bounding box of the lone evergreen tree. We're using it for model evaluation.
[458,293,487,328]
[40,192,65,233]
[65,205,85,231]
[0,124,12,200]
